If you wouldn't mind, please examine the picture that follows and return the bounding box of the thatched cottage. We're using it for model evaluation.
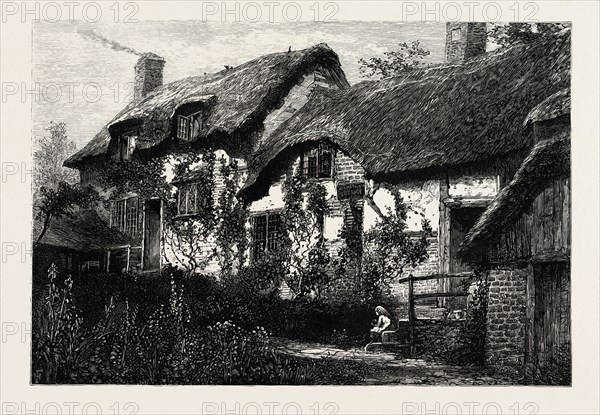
[240,24,570,304]
[460,88,571,381]
[59,44,349,273]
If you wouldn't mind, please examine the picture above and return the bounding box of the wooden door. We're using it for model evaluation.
[143,199,161,271]
[532,263,570,378]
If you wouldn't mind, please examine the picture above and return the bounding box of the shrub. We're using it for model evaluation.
[525,343,571,385]
[415,273,489,365]
[32,264,83,383]
[33,264,330,385]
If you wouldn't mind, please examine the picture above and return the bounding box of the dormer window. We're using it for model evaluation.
[177,111,202,141]
[118,134,136,161]
[301,142,335,179]
[451,28,461,42]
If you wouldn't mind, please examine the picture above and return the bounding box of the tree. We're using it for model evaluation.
[34,122,78,192]
[359,40,431,79]
[360,189,432,302]
[33,122,80,242]
[488,22,569,48]
[34,181,98,246]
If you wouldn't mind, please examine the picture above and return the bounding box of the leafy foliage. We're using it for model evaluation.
[98,156,171,202]
[488,23,569,48]
[32,264,83,383]
[34,121,78,192]
[33,122,81,242]
[359,40,431,79]
[280,171,333,298]
[32,264,343,385]
[215,156,248,276]
[161,150,217,274]
[34,181,98,246]
[99,147,249,277]
[416,272,489,365]
[360,188,432,302]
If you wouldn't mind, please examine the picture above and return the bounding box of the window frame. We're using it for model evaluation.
[250,211,283,263]
[177,111,203,141]
[301,141,335,180]
[111,196,139,236]
[176,181,210,217]
[117,134,137,162]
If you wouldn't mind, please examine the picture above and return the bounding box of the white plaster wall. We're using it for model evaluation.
[324,215,344,241]
[160,149,245,275]
[364,180,440,233]
[449,176,499,198]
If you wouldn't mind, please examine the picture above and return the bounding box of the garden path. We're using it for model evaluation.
[274,338,512,385]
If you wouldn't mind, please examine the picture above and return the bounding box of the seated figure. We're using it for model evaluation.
[365,306,396,351]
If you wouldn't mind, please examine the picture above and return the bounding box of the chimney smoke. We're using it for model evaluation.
[77,27,142,56]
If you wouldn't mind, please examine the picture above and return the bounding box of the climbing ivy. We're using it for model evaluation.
[215,156,249,277]
[359,187,432,302]
[99,148,248,277]
[279,170,333,299]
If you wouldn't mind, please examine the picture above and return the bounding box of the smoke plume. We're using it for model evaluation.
[77,27,142,56]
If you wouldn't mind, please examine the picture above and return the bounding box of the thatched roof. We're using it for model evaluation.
[64,44,348,167]
[459,134,570,259]
[524,87,570,125]
[240,29,570,200]
[38,209,132,252]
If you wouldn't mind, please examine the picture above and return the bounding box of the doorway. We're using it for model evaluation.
[143,199,161,271]
[531,262,570,382]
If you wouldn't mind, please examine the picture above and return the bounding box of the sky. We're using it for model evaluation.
[33,21,446,150]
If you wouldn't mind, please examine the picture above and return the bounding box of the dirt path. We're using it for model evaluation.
[275,338,511,385]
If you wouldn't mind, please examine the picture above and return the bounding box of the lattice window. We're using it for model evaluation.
[302,142,334,179]
[177,182,209,216]
[251,212,282,262]
[177,112,202,141]
[111,197,139,235]
[178,115,191,140]
[125,197,139,235]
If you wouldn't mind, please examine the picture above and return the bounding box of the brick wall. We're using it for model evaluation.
[485,266,528,377]
[335,151,364,183]
[389,236,441,302]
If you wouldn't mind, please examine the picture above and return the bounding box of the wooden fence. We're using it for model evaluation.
[398,272,472,356]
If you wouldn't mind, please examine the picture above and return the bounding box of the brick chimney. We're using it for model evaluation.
[134,52,165,100]
[445,22,487,63]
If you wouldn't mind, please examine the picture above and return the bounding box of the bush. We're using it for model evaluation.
[415,274,489,365]
[32,264,83,383]
[33,264,332,385]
